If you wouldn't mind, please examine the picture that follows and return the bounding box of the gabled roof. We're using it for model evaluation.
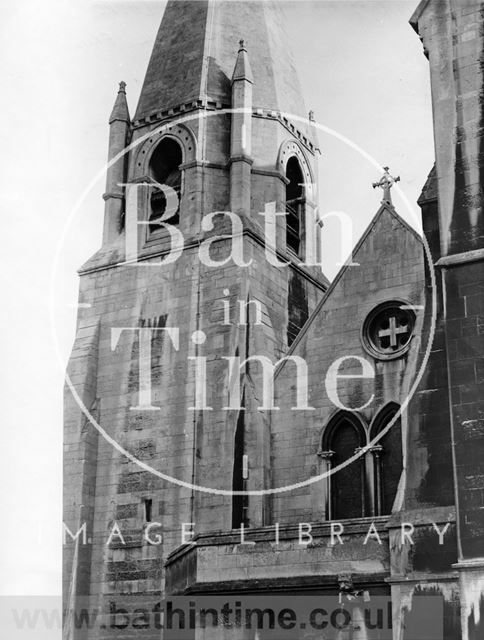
[417,164,438,205]
[280,203,423,363]
[409,0,431,34]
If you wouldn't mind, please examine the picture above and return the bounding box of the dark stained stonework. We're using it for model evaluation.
[412,2,484,639]
[287,269,309,346]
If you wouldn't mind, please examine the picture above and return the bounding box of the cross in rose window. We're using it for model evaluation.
[377,316,408,349]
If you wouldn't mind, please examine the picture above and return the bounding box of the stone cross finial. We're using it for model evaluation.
[239,39,246,51]
[372,166,400,204]
[118,81,127,93]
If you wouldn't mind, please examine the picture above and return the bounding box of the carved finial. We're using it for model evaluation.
[109,81,130,124]
[372,166,400,205]
[232,38,253,84]
[309,110,315,122]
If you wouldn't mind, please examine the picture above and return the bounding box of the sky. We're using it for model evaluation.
[0,0,434,596]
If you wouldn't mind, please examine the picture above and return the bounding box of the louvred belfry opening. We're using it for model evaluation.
[286,156,304,256]
[148,138,182,231]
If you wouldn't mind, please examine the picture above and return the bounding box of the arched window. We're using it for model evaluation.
[285,156,304,256]
[320,412,367,521]
[148,137,182,231]
[370,404,403,515]
[318,406,403,521]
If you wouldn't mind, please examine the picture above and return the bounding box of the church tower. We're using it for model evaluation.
[63,0,327,632]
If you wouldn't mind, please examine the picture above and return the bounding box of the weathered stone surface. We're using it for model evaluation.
[64,2,484,640]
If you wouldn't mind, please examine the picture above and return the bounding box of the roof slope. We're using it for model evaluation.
[135,0,308,122]
[278,203,424,368]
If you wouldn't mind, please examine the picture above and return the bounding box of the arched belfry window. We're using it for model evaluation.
[285,156,304,256]
[370,403,403,516]
[320,412,367,521]
[148,137,182,231]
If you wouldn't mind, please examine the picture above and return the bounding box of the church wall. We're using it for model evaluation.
[413,0,484,257]
[65,253,199,607]
[191,237,325,533]
[64,220,326,635]
[64,54,326,622]
[271,208,425,524]
[63,310,101,601]
[61,3,481,638]
[405,183,455,510]
[412,3,484,638]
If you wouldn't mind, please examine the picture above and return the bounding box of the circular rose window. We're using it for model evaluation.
[362,301,416,360]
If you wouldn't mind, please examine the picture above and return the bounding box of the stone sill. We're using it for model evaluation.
[386,505,455,528]
[179,572,390,596]
[166,516,390,566]
[452,559,484,571]
[436,248,484,268]
[386,571,459,584]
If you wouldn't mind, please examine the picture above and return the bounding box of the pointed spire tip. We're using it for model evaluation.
[232,37,253,84]
[109,81,130,124]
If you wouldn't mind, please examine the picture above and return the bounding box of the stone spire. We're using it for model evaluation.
[109,81,130,124]
[134,0,308,122]
[103,82,131,245]
[230,38,253,215]
[232,39,253,84]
